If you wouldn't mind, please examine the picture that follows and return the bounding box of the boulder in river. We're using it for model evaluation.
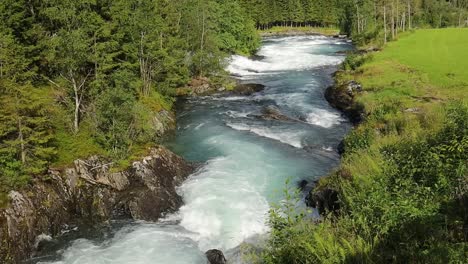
[249,54,266,61]
[205,249,227,264]
[259,105,300,122]
[233,83,265,96]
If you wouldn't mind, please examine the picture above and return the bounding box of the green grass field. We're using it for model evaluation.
[342,28,468,112]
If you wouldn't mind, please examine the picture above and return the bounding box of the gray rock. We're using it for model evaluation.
[206,249,227,264]
[233,83,265,96]
[259,105,300,122]
[305,187,340,215]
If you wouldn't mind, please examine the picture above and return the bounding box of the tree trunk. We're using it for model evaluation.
[391,0,395,39]
[18,118,26,164]
[200,7,206,77]
[384,4,387,44]
[72,78,80,133]
[407,0,411,30]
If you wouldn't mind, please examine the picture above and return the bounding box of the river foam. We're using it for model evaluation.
[227,36,344,77]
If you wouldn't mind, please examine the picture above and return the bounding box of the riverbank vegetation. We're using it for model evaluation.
[0,0,260,195]
[261,28,468,263]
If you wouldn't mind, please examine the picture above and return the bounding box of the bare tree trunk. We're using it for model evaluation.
[407,0,411,29]
[72,77,80,133]
[391,0,395,39]
[66,70,90,133]
[199,6,206,77]
[18,118,26,164]
[384,4,388,44]
[356,2,361,34]
[396,0,399,34]
[402,12,406,31]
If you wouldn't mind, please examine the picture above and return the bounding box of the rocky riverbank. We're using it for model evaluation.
[0,146,195,263]
[305,76,366,215]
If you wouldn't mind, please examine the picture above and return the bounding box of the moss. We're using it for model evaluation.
[0,192,9,209]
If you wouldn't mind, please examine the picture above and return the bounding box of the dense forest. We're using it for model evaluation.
[241,0,467,42]
[0,0,260,193]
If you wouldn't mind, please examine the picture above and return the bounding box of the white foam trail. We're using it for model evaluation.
[194,123,205,130]
[223,111,252,118]
[226,123,304,148]
[305,109,344,128]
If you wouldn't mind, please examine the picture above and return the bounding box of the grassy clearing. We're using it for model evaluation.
[259,26,340,36]
[342,28,468,113]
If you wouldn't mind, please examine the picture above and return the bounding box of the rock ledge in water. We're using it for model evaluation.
[205,249,227,264]
[259,105,301,122]
[0,146,194,263]
[233,83,265,96]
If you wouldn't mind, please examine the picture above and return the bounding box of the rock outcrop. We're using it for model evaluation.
[0,146,194,263]
[205,249,227,264]
[325,80,365,124]
[305,187,340,215]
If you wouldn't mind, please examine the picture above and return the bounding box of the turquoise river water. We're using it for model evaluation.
[37,35,353,264]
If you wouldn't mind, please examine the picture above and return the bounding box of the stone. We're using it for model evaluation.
[233,83,265,96]
[305,187,340,215]
[205,249,227,264]
[256,105,303,123]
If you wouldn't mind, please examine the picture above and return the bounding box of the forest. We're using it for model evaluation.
[0,0,260,193]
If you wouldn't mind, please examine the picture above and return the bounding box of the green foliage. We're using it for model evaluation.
[0,82,56,190]
[0,0,260,193]
[263,103,468,264]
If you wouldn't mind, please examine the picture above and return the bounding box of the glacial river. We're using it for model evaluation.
[39,35,353,264]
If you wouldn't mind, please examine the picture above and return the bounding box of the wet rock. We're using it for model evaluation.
[249,54,266,61]
[325,81,365,124]
[0,146,194,263]
[337,140,345,155]
[205,249,227,264]
[298,180,308,191]
[305,187,340,215]
[258,105,300,122]
[233,83,265,96]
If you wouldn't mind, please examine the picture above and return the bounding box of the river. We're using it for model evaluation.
[38,35,353,264]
